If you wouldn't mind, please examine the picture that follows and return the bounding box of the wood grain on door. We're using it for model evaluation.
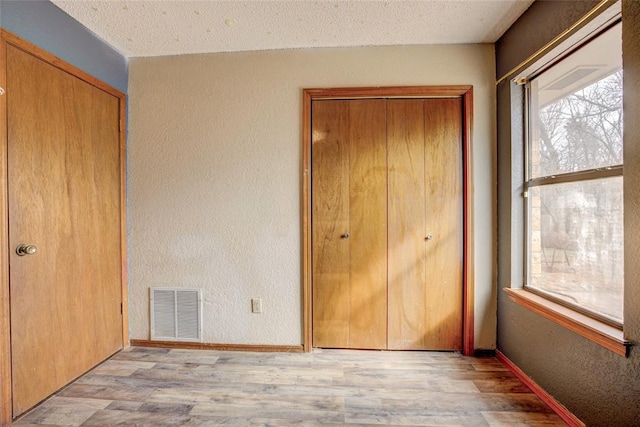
[7,44,123,416]
[311,97,463,351]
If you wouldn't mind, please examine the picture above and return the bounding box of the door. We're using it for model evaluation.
[312,100,388,349]
[311,97,463,350]
[7,44,123,416]
[387,99,463,350]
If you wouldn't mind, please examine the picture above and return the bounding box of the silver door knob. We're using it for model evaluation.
[425,234,433,241]
[16,244,37,256]
[341,233,350,239]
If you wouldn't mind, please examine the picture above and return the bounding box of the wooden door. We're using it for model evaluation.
[7,44,123,415]
[312,97,463,351]
[312,99,388,349]
[311,100,350,347]
[387,99,463,350]
[387,100,428,349]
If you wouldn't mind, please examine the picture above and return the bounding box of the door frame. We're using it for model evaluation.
[0,30,129,424]
[302,86,474,355]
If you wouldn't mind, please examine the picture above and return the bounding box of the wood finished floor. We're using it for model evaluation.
[14,347,566,426]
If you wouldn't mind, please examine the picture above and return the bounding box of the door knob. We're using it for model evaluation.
[16,244,37,256]
[425,234,433,241]
[341,233,350,239]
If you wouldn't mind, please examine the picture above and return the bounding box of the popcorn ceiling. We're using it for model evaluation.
[52,0,533,57]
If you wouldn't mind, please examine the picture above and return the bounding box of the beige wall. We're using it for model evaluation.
[128,44,497,348]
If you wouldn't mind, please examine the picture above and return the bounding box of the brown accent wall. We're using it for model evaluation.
[496,1,640,425]
[496,0,600,78]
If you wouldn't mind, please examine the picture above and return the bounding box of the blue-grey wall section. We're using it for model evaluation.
[0,0,127,93]
[496,1,640,425]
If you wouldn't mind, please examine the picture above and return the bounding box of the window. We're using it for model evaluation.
[525,22,623,327]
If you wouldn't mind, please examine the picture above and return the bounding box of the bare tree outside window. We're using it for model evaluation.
[526,23,623,324]
[534,71,622,176]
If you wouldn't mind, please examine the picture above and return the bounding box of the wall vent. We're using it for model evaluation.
[150,287,202,342]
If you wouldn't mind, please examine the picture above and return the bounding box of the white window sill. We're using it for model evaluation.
[503,288,631,357]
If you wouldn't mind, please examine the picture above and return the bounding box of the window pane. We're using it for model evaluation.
[529,23,622,178]
[528,177,623,322]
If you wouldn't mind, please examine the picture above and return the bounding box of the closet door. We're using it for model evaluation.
[347,100,387,350]
[7,44,123,415]
[387,100,428,349]
[387,98,463,350]
[312,99,387,349]
[312,97,462,351]
[311,100,350,347]
[422,98,463,350]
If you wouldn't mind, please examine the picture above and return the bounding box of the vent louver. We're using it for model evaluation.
[150,288,202,342]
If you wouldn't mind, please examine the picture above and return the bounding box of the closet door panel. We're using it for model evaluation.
[348,100,388,350]
[423,98,463,350]
[387,100,428,350]
[311,100,350,348]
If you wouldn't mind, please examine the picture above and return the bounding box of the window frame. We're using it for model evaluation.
[522,21,624,330]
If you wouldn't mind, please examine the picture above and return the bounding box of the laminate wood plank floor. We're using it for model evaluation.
[14,347,566,426]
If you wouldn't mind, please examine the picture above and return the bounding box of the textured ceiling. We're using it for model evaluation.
[52,0,534,58]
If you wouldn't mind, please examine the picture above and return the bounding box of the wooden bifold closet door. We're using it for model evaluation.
[311,98,463,351]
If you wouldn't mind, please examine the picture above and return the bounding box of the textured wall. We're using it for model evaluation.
[495,0,599,79]
[496,1,640,425]
[0,0,128,93]
[128,44,497,348]
[622,0,640,340]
